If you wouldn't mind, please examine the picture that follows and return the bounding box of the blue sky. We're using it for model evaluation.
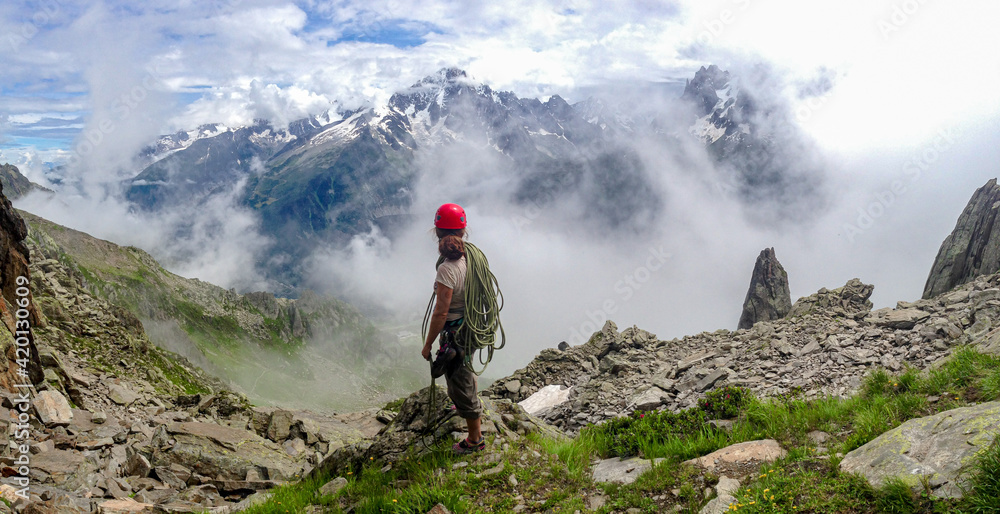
[2,1,1000,175]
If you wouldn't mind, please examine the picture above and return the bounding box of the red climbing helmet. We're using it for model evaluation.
[434,203,467,229]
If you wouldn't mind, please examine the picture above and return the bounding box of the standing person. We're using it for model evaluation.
[421,203,484,454]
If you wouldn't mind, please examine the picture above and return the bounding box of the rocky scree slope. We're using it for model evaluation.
[487,276,1000,433]
[0,191,390,512]
[22,211,425,410]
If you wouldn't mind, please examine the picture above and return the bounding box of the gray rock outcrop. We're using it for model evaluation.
[310,385,564,479]
[737,248,792,329]
[787,278,874,319]
[924,178,1000,299]
[483,273,1000,433]
[684,439,787,473]
[0,180,43,390]
[840,402,1000,498]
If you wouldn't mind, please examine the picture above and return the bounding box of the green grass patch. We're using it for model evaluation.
[243,346,1000,513]
[966,438,1000,513]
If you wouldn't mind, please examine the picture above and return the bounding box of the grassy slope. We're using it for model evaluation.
[245,347,1000,513]
[21,210,426,410]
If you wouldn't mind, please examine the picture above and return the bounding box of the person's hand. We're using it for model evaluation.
[422,345,432,361]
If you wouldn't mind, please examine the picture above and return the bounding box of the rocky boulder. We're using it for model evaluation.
[591,457,655,485]
[737,248,792,330]
[33,390,73,426]
[150,421,309,482]
[683,439,787,475]
[482,275,979,433]
[787,278,874,319]
[310,385,563,479]
[924,178,1000,299]
[518,384,572,416]
[839,402,1000,498]
[483,321,654,403]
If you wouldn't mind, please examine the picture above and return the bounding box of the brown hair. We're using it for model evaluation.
[436,228,466,261]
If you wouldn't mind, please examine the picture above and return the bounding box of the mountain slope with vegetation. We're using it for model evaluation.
[21,210,426,410]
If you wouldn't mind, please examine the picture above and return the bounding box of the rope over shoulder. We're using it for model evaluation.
[422,241,504,376]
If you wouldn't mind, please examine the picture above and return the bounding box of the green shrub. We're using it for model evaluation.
[699,386,752,419]
[584,408,709,458]
[861,368,893,398]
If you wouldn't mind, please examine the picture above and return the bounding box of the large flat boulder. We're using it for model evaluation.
[34,390,73,427]
[292,409,384,449]
[108,384,141,406]
[840,402,1000,498]
[97,498,153,513]
[684,439,787,474]
[591,457,654,485]
[152,421,307,482]
[518,385,572,416]
[30,449,97,490]
[972,326,1000,356]
[866,308,931,330]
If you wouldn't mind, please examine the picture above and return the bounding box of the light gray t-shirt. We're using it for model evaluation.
[435,256,466,321]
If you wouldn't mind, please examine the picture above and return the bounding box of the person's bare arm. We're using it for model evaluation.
[422,284,453,361]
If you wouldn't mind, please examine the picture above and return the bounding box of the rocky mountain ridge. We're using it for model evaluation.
[485,275,998,433]
[0,183,402,512]
[0,165,50,200]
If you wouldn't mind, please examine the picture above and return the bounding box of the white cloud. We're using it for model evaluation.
[5,0,994,158]
[680,1,1000,151]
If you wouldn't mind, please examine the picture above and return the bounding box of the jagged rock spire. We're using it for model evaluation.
[738,247,792,330]
[924,178,1000,299]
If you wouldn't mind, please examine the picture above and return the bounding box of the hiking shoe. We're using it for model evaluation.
[453,437,485,455]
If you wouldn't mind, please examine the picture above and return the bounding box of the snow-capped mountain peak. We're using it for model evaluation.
[683,65,750,144]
